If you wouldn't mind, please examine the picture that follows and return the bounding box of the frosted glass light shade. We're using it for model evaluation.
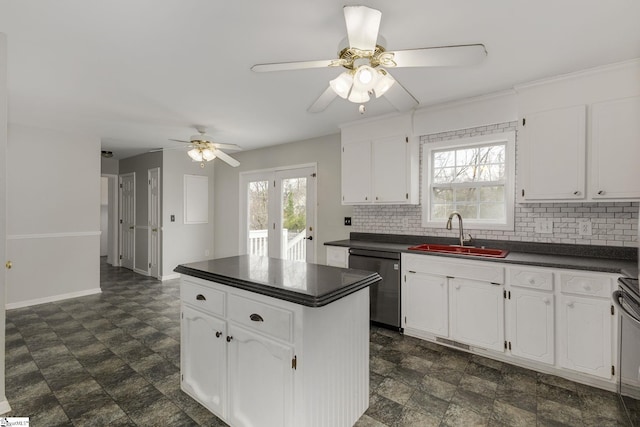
[202,148,216,161]
[330,72,353,99]
[188,148,203,161]
[348,87,370,103]
[373,69,395,97]
[353,65,377,92]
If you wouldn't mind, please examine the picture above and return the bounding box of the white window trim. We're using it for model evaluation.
[421,131,516,231]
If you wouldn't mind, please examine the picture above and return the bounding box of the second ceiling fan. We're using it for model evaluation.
[251,5,487,113]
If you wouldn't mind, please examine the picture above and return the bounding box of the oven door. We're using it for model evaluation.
[613,288,640,425]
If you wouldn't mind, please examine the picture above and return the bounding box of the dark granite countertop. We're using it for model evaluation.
[174,255,382,307]
[325,233,638,278]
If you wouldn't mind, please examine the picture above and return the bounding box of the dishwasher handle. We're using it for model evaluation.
[348,248,401,260]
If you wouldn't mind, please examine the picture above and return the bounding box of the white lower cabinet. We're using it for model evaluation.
[507,288,554,365]
[227,324,293,427]
[450,278,504,352]
[180,275,370,427]
[559,293,613,380]
[402,253,619,391]
[403,272,448,337]
[181,305,227,417]
[325,245,348,268]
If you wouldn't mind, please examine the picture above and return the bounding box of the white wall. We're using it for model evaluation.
[0,32,10,414]
[214,134,351,265]
[161,150,214,279]
[6,124,101,307]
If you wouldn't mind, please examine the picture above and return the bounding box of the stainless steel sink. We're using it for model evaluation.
[408,243,509,258]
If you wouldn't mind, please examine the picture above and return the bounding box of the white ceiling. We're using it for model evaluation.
[1,1,639,159]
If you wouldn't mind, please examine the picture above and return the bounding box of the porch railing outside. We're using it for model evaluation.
[248,229,306,261]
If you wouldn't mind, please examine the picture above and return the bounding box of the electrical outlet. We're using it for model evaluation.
[578,220,592,236]
[535,220,554,234]
[344,217,352,226]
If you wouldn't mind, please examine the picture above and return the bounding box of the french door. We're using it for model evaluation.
[241,165,317,263]
[119,172,135,270]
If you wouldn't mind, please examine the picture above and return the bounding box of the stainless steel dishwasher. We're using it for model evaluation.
[348,248,401,329]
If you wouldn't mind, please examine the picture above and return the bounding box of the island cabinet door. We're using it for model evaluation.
[181,305,227,418]
[227,324,294,427]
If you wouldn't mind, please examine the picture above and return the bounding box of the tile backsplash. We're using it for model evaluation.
[352,122,639,247]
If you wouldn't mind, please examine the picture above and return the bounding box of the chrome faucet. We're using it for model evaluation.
[446,211,472,246]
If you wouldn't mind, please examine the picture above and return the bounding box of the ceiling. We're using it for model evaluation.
[1,1,639,160]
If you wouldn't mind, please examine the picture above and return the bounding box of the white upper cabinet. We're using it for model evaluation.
[341,135,418,205]
[340,113,418,205]
[516,60,640,202]
[519,105,586,201]
[341,139,371,203]
[590,96,640,199]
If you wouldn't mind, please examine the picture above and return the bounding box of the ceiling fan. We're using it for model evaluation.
[251,5,487,113]
[151,126,241,168]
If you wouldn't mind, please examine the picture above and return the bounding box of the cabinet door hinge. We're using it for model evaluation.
[311,173,317,178]
[120,219,123,224]
[522,118,526,126]
[404,316,407,324]
[119,254,122,260]
[119,183,123,188]
[521,189,525,197]
[508,341,512,350]
[611,305,615,315]
[292,355,297,370]
[612,365,615,376]
[508,291,511,299]
[406,193,408,199]
[149,263,151,268]
[504,290,507,299]
[405,137,409,143]
[273,180,276,187]
[504,340,508,349]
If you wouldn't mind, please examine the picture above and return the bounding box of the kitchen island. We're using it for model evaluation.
[174,255,381,427]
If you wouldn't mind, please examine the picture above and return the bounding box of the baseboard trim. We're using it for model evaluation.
[0,398,11,414]
[6,288,102,310]
[134,268,150,276]
[161,273,180,281]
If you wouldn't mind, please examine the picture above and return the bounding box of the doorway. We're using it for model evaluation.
[240,164,317,263]
[148,167,160,278]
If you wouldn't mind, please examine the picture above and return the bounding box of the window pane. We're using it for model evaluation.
[282,177,307,262]
[248,180,269,256]
[456,204,477,218]
[433,151,454,168]
[433,167,455,184]
[480,203,506,220]
[454,187,478,203]
[480,186,504,202]
[431,203,453,220]
[432,187,453,203]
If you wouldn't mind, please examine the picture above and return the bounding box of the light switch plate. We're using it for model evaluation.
[535,219,554,234]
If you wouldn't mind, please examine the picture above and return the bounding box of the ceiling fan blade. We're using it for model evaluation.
[149,146,191,153]
[387,44,487,68]
[168,138,191,144]
[211,142,242,151]
[383,79,419,112]
[251,59,336,73]
[343,5,381,51]
[213,149,240,167]
[308,86,338,113]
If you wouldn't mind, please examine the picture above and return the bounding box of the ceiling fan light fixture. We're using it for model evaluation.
[188,148,203,162]
[348,87,370,103]
[202,148,216,161]
[329,71,353,99]
[373,68,395,98]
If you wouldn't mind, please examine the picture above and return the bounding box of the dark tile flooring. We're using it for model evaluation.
[3,257,632,426]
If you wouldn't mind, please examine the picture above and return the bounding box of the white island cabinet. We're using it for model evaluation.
[176,255,379,427]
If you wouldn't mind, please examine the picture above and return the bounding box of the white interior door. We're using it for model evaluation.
[148,167,160,278]
[0,32,9,414]
[241,164,317,263]
[119,173,135,270]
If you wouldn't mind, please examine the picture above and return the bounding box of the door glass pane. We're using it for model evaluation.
[248,180,269,256]
[281,177,307,261]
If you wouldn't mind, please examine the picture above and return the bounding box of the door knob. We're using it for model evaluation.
[129,226,134,230]
[304,236,313,241]
[152,228,158,232]
[5,261,11,269]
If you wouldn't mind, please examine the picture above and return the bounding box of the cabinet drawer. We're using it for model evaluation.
[508,267,553,291]
[402,253,504,284]
[228,295,293,343]
[181,281,225,316]
[559,272,612,298]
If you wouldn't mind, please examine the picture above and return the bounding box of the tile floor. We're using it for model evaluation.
[3,258,633,426]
